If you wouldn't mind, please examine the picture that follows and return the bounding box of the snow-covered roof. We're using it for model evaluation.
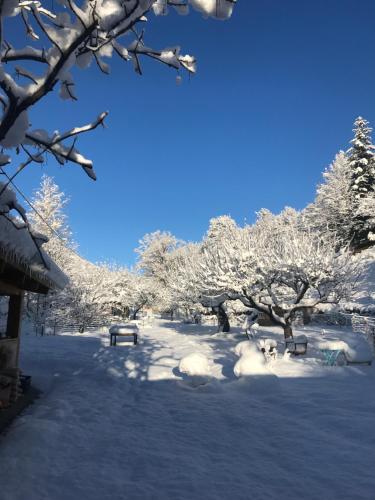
[0,182,68,292]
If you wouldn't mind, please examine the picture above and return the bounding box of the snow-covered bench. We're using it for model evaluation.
[109,324,138,346]
[285,335,308,355]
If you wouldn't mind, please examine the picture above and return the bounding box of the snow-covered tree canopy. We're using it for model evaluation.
[305,117,375,249]
[348,117,375,200]
[185,210,359,338]
[0,0,236,180]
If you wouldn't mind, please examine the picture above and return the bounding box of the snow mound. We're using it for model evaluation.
[234,340,254,357]
[233,344,268,377]
[345,341,373,363]
[179,353,211,377]
[234,353,268,377]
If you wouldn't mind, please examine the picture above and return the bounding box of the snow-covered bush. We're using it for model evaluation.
[179,352,211,377]
[234,340,254,358]
[233,344,267,377]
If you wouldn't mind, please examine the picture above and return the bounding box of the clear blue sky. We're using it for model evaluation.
[11,0,375,265]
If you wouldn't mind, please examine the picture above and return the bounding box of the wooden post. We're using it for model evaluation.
[4,292,24,403]
[6,293,24,340]
[6,292,24,369]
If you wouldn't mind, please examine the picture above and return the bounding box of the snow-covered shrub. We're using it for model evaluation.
[233,345,267,378]
[179,353,211,377]
[234,341,255,358]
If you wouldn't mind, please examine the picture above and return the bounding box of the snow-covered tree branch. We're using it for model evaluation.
[0,0,236,180]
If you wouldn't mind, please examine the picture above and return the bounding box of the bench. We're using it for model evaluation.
[285,335,308,355]
[109,325,138,346]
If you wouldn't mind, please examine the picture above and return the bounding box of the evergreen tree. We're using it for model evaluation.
[347,117,375,247]
[348,117,375,199]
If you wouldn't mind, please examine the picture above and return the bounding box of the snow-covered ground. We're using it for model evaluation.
[0,320,375,500]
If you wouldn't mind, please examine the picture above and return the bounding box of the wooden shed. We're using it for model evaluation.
[0,182,67,411]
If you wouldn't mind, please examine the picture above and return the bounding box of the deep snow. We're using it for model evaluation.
[0,320,374,500]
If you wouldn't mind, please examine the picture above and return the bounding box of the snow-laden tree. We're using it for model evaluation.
[347,117,375,247]
[136,230,180,280]
[126,273,157,319]
[305,118,375,249]
[164,242,208,322]
[27,174,74,265]
[0,0,236,182]
[196,215,244,331]
[303,152,353,244]
[57,258,110,330]
[194,210,359,338]
[25,174,75,330]
[241,209,358,338]
[165,216,243,331]
[24,175,125,330]
[349,117,375,200]
[355,191,375,243]
[135,230,182,314]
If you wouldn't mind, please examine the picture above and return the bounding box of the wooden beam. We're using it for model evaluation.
[0,279,22,296]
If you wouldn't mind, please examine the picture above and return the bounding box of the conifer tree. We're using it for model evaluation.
[347,117,375,247]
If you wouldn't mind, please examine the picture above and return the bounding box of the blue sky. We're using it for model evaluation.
[10,0,375,265]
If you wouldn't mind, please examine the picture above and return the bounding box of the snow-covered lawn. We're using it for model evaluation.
[1,320,375,500]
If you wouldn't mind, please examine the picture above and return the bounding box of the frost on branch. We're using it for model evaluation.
[0,0,236,181]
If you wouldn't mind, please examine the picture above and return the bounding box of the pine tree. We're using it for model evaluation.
[347,117,375,247]
[349,117,375,198]
[28,175,74,268]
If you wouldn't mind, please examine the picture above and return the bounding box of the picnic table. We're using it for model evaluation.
[109,324,138,346]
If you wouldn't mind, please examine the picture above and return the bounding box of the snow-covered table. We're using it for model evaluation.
[109,325,138,346]
[320,349,344,366]
[317,340,373,366]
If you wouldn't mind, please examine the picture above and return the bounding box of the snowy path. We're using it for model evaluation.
[0,321,375,500]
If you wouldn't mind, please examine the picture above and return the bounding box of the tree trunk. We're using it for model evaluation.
[214,304,230,333]
[283,323,293,339]
[131,310,139,321]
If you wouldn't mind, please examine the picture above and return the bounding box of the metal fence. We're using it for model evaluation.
[311,312,375,347]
